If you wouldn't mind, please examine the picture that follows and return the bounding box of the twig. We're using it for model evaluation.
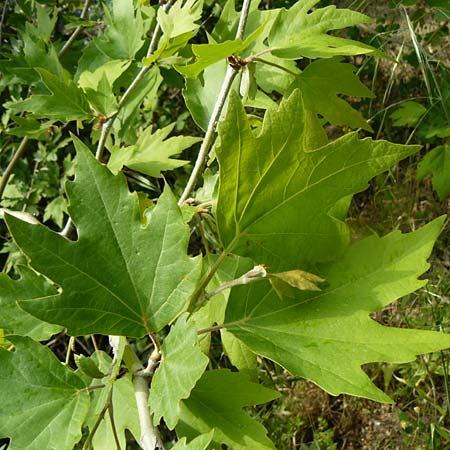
[0,136,30,199]
[0,0,91,201]
[57,0,91,59]
[82,389,113,450]
[178,65,239,204]
[0,0,9,48]
[123,342,164,450]
[59,0,175,238]
[202,265,267,301]
[178,0,254,204]
[95,0,175,162]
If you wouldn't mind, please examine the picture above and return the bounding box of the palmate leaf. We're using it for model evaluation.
[268,0,375,59]
[108,122,201,177]
[150,313,209,429]
[157,0,203,39]
[176,369,279,449]
[7,69,93,122]
[5,137,202,337]
[225,219,450,402]
[216,90,420,271]
[0,336,90,450]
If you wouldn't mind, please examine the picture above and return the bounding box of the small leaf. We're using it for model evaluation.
[269,0,375,59]
[177,369,279,449]
[150,313,209,429]
[158,0,203,39]
[75,354,109,379]
[269,269,325,298]
[108,122,201,177]
[7,69,93,122]
[43,195,67,228]
[391,101,427,127]
[417,145,450,200]
[0,336,90,450]
[7,137,202,336]
[177,39,245,78]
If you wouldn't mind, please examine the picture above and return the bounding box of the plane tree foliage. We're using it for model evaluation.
[0,0,449,449]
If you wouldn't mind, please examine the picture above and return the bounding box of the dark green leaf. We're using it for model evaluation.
[0,336,90,450]
[6,137,202,336]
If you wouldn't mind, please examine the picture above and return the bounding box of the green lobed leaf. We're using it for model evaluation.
[215,90,421,271]
[0,266,62,341]
[268,0,375,59]
[176,369,279,449]
[0,336,90,450]
[150,313,209,429]
[7,68,93,122]
[158,0,203,39]
[417,145,450,200]
[108,122,201,177]
[225,218,450,402]
[6,137,202,336]
[290,58,375,131]
[176,39,248,78]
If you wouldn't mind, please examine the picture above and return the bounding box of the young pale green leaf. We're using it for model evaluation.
[417,145,450,200]
[215,90,421,271]
[177,369,279,449]
[150,313,209,429]
[6,137,202,337]
[225,218,450,402]
[0,266,62,341]
[157,0,203,39]
[78,59,131,91]
[176,39,247,78]
[290,58,375,131]
[171,431,214,450]
[268,0,375,59]
[7,69,93,122]
[108,122,201,177]
[0,336,90,450]
[176,22,265,79]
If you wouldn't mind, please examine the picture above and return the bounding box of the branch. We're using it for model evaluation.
[178,0,254,204]
[123,342,165,450]
[57,0,91,59]
[0,136,30,199]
